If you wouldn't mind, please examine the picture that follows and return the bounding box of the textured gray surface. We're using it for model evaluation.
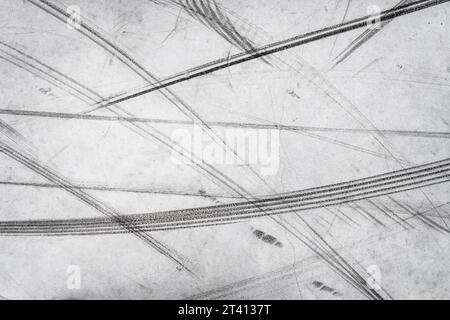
[0,0,449,299]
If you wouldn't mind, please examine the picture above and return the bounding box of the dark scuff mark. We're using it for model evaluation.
[287,89,301,100]
[311,281,342,296]
[252,229,283,248]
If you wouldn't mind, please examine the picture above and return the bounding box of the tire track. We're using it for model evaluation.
[1,158,448,234]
